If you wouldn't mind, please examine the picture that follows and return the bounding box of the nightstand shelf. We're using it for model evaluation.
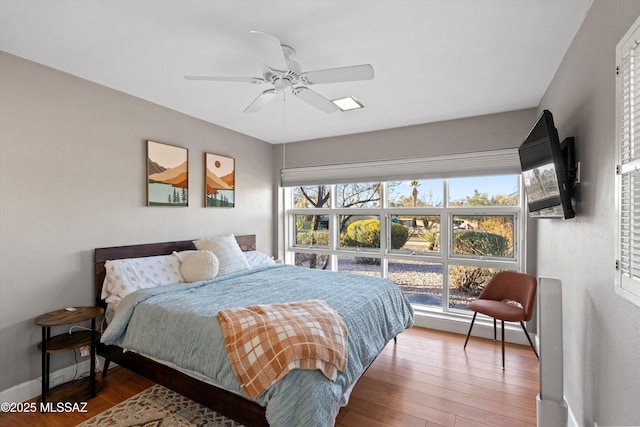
[37,330,100,353]
[34,306,103,405]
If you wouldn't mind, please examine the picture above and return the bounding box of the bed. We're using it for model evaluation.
[95,234,414,427]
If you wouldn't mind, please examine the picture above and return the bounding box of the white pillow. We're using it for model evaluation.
[179,250,219,282]
[193,234,251,277]
[244,250,276,268]
[101,254,184,305]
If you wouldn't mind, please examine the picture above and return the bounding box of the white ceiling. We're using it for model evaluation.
[0,0,592,144]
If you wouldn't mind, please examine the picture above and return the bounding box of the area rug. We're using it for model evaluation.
[76,384,243,427]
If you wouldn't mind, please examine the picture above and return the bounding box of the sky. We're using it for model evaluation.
[206,153,235,176]
[148,140,187,168]
[448,175,518,201]
[391,175,518,205]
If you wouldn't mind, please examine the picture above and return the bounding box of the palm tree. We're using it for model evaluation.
[410,180,420,207]
[409,180,420,231]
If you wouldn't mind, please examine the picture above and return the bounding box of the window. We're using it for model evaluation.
[336,182,381,208]
[451,215,515,259]
[294,214,329,247]
[388,179,443,207]
[286,173,524,314]
[616,15,640,307]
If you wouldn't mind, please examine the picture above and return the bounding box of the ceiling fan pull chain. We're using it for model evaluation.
[281,90,288,175]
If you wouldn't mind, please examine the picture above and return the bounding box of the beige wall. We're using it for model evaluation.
[274,108,536,169]
[0,52,274,392]
[535,1,640,425]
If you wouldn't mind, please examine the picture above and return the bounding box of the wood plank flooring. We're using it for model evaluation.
[0,364,154,427]
[0,326,539,427]
[336,327,539,427]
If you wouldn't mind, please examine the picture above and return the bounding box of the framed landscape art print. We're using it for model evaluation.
[205,153,235,207]
[147,140,188,206]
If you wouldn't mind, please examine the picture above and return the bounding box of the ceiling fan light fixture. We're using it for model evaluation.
[332,96,364,111]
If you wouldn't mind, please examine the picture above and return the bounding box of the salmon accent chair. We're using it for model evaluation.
[463,271,539,369]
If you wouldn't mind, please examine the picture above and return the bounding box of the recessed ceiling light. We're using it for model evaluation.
[332,96,364,111]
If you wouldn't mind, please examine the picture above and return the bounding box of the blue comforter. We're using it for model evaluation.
[102,264,414,427]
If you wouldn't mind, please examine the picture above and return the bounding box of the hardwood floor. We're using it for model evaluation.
[0,364,154,427]
[336,327,539,427]
[0,327,539,427]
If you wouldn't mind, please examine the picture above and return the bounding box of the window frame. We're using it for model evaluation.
[386,211,444,257]
[615,15,640,307]
[286,176,525,314]
[448,210,519,262]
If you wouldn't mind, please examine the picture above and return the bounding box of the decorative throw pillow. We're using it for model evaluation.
[193,234,251,277]
[179,250,219,283]
[244,250,276,268]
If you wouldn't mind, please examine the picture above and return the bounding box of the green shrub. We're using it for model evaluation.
[340,219,409,264]
[452,230,509,257]
[340,219,408,249]
[390,222,409,249]
[341,219,380,248]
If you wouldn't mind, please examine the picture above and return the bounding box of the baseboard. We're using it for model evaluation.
[0,357,102,404]
[413,308,538,346]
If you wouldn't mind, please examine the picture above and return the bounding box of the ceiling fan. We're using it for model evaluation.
[185,31,374,113]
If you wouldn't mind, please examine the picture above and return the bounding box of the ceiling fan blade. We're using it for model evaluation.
[293,87,340,114]
[303,64,374,84]
[250,31,288,71]
[184,75,264,84]
[243,89,277,113]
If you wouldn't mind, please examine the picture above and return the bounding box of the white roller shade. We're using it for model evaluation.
[281,148,521,187]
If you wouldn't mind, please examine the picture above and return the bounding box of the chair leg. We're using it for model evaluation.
[493,318,497,341]
[464,312,477,349]
[520,321,539,359]
[501,320,505,370]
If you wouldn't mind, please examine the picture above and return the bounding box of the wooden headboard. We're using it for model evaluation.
[94,234,256,308]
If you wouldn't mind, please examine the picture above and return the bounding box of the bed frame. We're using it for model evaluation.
[94,234,270,427]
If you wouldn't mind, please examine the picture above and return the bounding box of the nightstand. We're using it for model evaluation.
[34,306,103,405]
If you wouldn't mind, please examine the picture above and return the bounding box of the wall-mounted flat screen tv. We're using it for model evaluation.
[519,110,576,219]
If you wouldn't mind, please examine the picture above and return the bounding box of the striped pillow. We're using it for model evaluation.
[193,234,251,277]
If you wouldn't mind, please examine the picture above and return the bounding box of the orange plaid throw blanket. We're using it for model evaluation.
[218,300,348,399]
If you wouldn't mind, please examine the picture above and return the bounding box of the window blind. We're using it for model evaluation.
[281,148,521,187]
[616,16,640,306]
